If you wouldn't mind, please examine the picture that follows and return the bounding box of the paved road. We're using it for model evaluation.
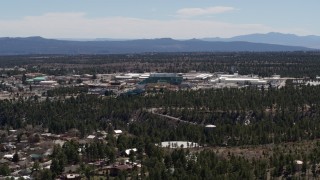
[146,108,200,126]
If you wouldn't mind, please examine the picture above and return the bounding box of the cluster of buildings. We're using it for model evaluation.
[0,127,143,179]
[0,69,289,100]
[113,72,284,92]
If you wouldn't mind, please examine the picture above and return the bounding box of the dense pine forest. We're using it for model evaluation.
[2,52,320,179]
[1,52,320,77]
[2,84,320,178]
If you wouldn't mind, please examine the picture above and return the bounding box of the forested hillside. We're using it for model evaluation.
[2,83,320,178]
[1,84,320,145]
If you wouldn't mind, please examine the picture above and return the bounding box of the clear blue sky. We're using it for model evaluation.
[0,0,318,38]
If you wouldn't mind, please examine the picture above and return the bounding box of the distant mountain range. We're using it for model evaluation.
[202,32,320,49]
[0,33,318,55]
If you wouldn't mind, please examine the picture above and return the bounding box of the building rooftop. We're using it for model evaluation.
[150,73,179,78]
[114,130,123,134]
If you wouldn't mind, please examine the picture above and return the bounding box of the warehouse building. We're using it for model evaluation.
[210,73,268,85]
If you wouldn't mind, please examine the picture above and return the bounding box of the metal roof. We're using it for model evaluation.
[150,73,179,77]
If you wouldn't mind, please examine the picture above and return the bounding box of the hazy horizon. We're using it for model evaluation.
[0,0,319,39]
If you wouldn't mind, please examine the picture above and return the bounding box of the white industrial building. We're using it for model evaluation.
[115,73,150,80]
[115,75,133,80]
[183,73,213,80]
[139,73,150,79]
[39,81,58,86]
[210,73,268,85]
[195,73,213,80]
[219,77,267,85]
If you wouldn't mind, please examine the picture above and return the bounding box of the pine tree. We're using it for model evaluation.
[12,152,19,163]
